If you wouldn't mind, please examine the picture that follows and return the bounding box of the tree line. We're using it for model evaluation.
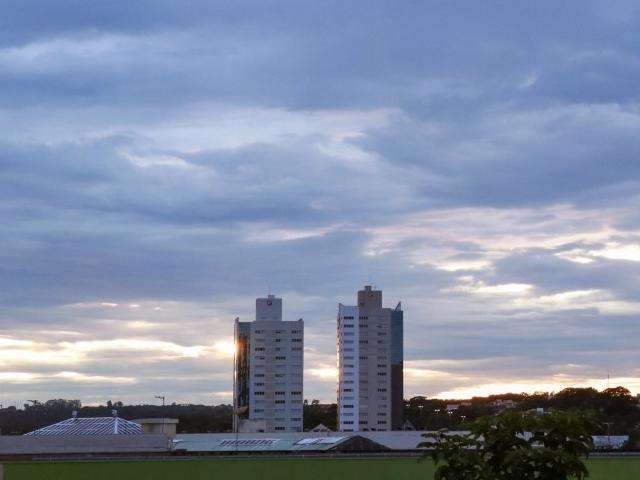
[404,386,639,435]
[0,386,637,436]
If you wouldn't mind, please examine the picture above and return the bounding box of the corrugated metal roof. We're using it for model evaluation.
[290,437,348,451]
[171,434,388,452]
[25,416,143,436]
[172,431,433,451]
[0,434,167,455]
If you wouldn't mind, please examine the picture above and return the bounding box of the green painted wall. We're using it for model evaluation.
[3,456,640,480]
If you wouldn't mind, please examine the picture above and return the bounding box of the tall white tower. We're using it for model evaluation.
[337,286,403,431]
[234,295,304,432]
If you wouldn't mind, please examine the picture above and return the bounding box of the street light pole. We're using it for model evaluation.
[155,395,166,434]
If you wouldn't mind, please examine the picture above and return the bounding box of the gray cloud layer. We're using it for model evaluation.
[0,0,639,405]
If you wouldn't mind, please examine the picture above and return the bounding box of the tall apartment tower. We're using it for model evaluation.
[233,295,304,432]
[337,286,403,431]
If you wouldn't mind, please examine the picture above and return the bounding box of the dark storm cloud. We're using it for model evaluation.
[2,1,639,110]
[354,104,640,209]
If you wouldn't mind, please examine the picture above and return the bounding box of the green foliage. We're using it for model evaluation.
[420,410,597,480]
[0,401,233,434]
[623,429,640,451]
[405,386,639,435]
[303,400,337,431]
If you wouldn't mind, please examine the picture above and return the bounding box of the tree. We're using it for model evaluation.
[420,410,597,480]
[303,400,337,431]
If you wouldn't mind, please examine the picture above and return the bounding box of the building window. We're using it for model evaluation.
[377,388,387,392]
[275,400,286,404]
[275,356,286,360]
[377,372,387,376]
[255,391,265,395]
[342,316,354,320]
[275,426,286,431]
[254,347,265,352]
[276,391,285,395]
[342,404,353,408]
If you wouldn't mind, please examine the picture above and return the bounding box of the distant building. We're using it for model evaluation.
[490,399,518,411]
[233,295,304,433]
[337,286,404,431]
[134,418,179,438]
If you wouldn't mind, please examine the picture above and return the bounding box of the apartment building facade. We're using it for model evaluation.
[233,295,304,432]
[337,286,403,431]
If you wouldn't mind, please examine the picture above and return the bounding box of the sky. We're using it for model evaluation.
[1,1,639,407]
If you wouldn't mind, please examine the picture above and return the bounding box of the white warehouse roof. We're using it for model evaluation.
[25,416,143,436]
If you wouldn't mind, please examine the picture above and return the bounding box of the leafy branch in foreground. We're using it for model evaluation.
[419,410,597,480]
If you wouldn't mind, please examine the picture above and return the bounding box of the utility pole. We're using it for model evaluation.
[155,395,166,434]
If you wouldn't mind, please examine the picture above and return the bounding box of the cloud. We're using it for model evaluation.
[0,0,639,404]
